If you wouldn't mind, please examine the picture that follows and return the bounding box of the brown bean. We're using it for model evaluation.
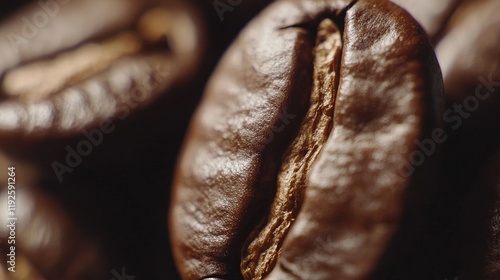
[435,0,500,130]
[170,0,443,279]
[0,0,148,75]
[170,0,314,276]
[0,0,204,139]
[387,1,500,278]
[241,16,341,280]
[0,187,107,280]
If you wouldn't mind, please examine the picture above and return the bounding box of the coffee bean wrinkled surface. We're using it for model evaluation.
[170,0,443,279]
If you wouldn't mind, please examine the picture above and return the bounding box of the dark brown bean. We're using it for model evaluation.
[435,0,500,130]
[0,0,204,139]
[0,187,107,280]
[0,0,148,75]
[170,0,443,279]
[387,1,500,278]
[437,1,500,277]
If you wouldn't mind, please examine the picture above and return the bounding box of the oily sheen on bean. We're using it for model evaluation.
[170,0,443,279]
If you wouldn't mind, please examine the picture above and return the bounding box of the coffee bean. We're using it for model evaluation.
[0,187,107,280]
[170,0,443,279]
[0,0,204,139]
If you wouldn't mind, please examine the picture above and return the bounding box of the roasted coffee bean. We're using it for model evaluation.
[435,0,500,130]
[0,0,204,139]
[0,187,107,280]
[170,0,443,279]
[0,0,147,74]
[391,2,500,278]
[436,2,500,277]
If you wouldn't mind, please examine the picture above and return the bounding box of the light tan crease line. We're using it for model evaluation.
[2,32,143,103]
[1,6,175,103]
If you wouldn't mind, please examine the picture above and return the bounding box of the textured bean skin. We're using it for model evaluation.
[390,0,460,38]
[170,1,314,277]
[170,0,443,279]
[263,1,442,279]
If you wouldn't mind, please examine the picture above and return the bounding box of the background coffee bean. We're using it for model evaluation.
[388,1,500,279]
